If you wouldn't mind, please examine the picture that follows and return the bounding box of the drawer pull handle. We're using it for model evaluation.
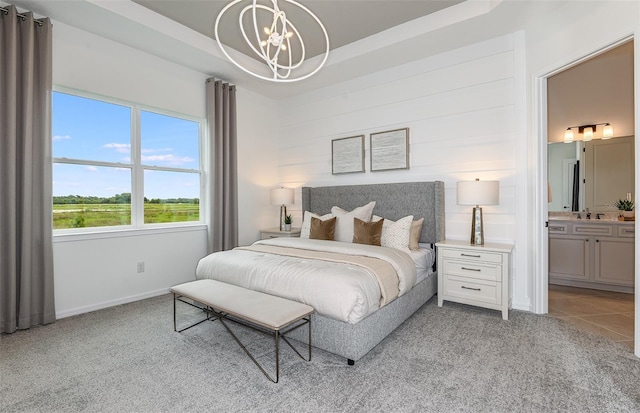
[461,253,481,258]
[461,286,481,291]
[461,267,481,272]
[549,226,564,231]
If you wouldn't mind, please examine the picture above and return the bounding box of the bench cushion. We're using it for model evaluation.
[171,279,314,330]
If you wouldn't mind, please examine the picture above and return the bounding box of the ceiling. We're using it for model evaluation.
[131,0,464,61]
[4,0,574,99]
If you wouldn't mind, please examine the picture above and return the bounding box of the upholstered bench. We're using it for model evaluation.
[170,279,314,383]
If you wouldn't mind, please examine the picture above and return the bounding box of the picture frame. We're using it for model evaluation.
[332,135,365,174]
[370,128,409,171]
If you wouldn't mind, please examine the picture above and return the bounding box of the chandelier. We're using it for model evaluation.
[215,0,329,83]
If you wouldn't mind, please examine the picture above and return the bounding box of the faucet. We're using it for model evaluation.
[586,212,591,220]
[596,213,605,220]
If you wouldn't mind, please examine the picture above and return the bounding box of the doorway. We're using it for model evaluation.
[536,38,640,357]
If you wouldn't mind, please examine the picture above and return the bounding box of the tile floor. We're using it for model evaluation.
[548,284,635,350]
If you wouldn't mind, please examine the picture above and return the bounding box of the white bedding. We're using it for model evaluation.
[195,237,419,324]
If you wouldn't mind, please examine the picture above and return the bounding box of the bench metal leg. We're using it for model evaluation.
[173,293,213,333]
[173,295,312,383]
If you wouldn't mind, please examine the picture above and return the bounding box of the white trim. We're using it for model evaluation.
[634,32,640,358]
[53,223,207,243]
[55,288,170,319]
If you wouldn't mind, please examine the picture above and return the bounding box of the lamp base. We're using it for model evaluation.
[470,206,484,245]
[280,205,287,231]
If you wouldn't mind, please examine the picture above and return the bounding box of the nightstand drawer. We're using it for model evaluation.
[440,248,502,264]
[441,259,502,281]
[443,276,502,306]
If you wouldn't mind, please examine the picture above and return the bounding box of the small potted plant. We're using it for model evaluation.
[284,214,292,231]
[614,199,634,219]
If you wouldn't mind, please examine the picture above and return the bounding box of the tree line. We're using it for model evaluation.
[53,193,199,205]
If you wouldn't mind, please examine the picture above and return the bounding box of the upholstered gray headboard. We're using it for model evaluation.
[301,181,445,244]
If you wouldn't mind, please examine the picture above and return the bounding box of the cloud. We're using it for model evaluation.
[103,143,131,153]
[141,154,195,166]
[86,166,98,172]
[142,148,173,154]
[53,135,71,141]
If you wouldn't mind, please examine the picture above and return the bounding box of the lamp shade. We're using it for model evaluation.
[564,128,574,143]
[583,126,593,141]
[457,180,499,206]
[270,187,294,206]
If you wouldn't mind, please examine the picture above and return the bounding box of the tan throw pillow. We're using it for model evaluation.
[310,216,336,240]
[352,217,384,246]
[300,211,334,238]
[410,218,424,250]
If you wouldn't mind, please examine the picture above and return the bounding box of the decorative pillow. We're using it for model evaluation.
[310,216,336,240]
[373,214,414,252]
[352,217,384,246]
[330,201,376,243]
[300,211,334,238]
[409,218,424,251]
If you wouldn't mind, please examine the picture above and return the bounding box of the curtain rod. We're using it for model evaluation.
[0,6,44,26]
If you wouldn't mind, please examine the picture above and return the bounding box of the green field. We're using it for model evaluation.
[53,203,199,229]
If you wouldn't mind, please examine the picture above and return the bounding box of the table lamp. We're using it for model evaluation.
[457,179,499,245]
[270,187,294,231]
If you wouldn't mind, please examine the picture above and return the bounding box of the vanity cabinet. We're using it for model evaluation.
[548,221,634,292]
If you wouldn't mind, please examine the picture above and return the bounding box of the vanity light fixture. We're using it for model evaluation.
[563,123,614,143]
[215,0,329,83]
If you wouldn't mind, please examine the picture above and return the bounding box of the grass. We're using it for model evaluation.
[53,203,199,229]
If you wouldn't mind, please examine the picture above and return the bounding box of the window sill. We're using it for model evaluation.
[53,224,207,243]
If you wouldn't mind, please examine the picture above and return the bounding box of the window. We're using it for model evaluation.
[52,90,202,231]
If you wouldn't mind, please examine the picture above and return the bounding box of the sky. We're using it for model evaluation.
[52,91,200,200]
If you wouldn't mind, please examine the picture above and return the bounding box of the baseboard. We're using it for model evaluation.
[55,288,170,319]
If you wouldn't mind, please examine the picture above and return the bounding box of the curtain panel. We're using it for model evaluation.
[0,5,55,333]
[205,78,238,253]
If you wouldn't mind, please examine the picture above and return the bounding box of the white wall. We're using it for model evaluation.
[51,22,279,317]
[277,33,530,309]
[236,88,281,245]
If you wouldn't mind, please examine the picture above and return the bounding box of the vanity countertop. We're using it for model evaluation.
[548,215,635,225]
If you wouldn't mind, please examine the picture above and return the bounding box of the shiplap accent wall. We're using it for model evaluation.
[277,33,529,309]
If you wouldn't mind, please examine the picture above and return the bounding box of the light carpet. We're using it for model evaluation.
[1,294,639,412]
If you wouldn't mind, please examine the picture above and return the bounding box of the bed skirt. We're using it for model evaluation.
[285,272,437,362]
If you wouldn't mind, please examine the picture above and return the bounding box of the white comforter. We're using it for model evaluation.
[195,238,417,324]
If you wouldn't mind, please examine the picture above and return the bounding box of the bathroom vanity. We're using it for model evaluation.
[548,216,635,293]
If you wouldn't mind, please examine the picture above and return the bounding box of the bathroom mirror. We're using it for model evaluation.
[548,136,635,212]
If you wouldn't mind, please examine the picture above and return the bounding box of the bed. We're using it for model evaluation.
[196,181,445,363]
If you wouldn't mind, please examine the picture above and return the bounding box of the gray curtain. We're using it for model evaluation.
[205,78,238,252]
[0,5,55,333]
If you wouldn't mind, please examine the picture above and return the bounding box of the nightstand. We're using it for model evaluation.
[260,227,301,240]
[436,240,514,320]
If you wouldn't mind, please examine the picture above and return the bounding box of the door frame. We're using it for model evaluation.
[533,35,639,357]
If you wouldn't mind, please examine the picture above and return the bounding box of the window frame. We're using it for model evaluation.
[52,86,205,236]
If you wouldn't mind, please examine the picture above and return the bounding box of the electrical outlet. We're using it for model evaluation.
[137,262,145,273]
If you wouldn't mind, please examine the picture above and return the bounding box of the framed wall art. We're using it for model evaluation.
[370,128,409,171]
[332,135,365,174]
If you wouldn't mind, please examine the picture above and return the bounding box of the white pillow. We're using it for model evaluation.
[373,214,414,252]
[330,201,376,243]
[300,211,334,238]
